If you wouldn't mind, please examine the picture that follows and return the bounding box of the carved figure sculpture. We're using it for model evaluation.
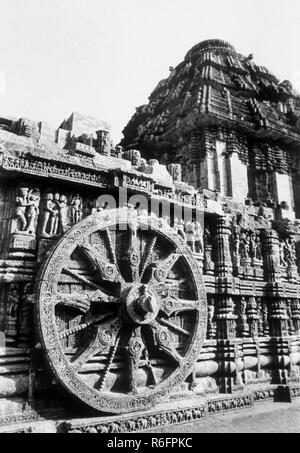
[284,237,297,267]
[185,222,195,252]
[57,195,68,234]
[50,193,61,236]
[42,193,56,236]
[279,241,287,267]
[15,188,30,232]
[195,222,204,254]
[25,192,40,235]
[71,195,83,224]
[241,232,250,259]
[250,233,258,259]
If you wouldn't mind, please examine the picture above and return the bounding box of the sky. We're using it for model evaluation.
[0,0,300,143]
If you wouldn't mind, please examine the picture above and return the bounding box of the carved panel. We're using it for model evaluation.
[36,208,207,414]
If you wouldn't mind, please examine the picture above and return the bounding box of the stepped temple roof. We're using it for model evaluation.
[121,39,300,153]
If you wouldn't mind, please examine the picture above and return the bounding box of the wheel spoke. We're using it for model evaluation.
[96,336,121,391]
[79,239,126,286]
[71,317,122,372]
[59,312,114,340]
[149,320,183,365]
[144,348,158,386]
[159,297,198,317]
[55,290,120,312]
[104,228,118,264]
[55,294,91,313]
[127,219,141,283]
[62,267,103,290]
[104,228,128,287]
[139,236,157,281]
[87,289,120,305]
[158,318,190,337]
[147,252,180,288]
[127,327,145,393]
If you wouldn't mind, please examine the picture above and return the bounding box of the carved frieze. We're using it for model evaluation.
[0,154,111,188]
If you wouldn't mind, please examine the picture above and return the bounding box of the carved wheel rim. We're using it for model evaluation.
[36,208,207,414]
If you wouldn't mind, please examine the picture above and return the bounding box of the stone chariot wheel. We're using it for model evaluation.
[36,208,207,414]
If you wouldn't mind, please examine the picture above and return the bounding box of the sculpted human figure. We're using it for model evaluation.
[232,226,240,264]
[256,233,262,260]
[195,221,204,254]
[285,237,297,267]
[115,145,123,159]
[50,193,60,236]
[173,218,179,233]
[25,192,40,235]
[41,193,56,236]
[204,227,211,247]
[71,195,83,224]
[132,150,141,167]
[138,159,149,173]
[250,233,258,260]
[279,241,286,267]
[15,188,30,232]
[240,298,247,317]
[173,218,185,241]
[185,222,195,252]
[241,232,250,259]
[58,195,68,234]
[178,219,186,241]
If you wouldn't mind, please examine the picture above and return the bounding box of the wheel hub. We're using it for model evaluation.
[124,284,159,325]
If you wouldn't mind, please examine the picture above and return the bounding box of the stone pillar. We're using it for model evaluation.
[18,283,34,348]
[5,283,20,347]
[262,229,280,282]
[237,298,249,338]
[207,297,217,340]
[214,216,233,277]
[268,298,289,337]
[291,299,300,335]
[204,227,215,275]
[247,297,259,339]
[286,300,295,336]
[215,296,237,340]
[257,298,264,337]
[261,299,270,336]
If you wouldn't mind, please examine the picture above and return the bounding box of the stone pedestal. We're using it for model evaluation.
[9,233,36,259]
[216,339,243,394]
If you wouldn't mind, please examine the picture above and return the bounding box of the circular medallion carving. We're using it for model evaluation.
[36,208,207,414]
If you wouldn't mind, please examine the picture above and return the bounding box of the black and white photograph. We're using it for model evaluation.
[0,0,300,437]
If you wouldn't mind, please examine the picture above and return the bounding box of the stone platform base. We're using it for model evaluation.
[1,385,300,433]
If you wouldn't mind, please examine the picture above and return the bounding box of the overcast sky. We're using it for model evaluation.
[0,0,300,143]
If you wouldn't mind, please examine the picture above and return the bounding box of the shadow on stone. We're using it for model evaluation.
[274,386,292,403]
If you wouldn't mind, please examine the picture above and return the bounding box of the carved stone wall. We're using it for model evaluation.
[1,38,300,424]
